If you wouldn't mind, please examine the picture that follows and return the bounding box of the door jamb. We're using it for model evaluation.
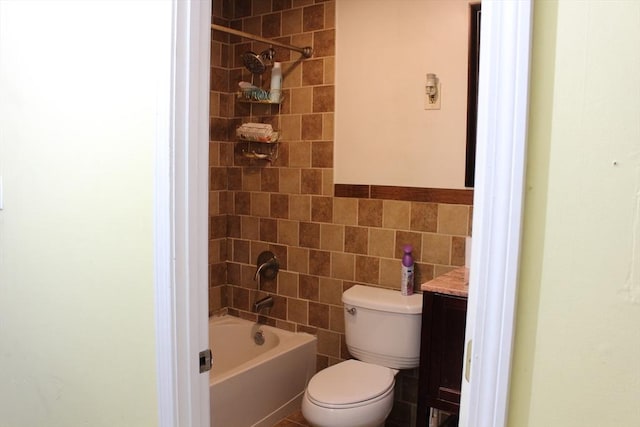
[154,0,211,426]
[459,1,533,426]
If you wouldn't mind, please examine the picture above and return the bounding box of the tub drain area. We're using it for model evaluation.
[254,330,265,345]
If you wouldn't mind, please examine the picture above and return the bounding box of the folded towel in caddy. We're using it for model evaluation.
[236,123,275,142]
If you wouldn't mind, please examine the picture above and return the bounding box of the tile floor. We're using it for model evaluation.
[272,409,310,427]
[272,409,459,427]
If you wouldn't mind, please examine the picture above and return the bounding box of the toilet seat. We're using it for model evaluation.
[306,360,395,409]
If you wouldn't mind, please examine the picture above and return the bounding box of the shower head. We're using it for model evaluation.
[241,48,276,74]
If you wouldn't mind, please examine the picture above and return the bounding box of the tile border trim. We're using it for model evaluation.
[334,184,474,205]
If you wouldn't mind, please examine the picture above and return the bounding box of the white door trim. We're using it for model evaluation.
[459,1,533,426]
[154,1,211,426]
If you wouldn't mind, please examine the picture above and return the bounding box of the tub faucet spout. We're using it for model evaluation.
[254,295,274,312]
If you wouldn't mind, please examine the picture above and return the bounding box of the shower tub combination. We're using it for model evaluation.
[209,315,317,427]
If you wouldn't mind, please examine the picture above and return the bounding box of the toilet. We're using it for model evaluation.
[301,285,422,427]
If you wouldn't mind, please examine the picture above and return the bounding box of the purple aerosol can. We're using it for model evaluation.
[401,245,414,296]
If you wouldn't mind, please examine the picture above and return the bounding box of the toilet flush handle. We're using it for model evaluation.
[345,306,356,315]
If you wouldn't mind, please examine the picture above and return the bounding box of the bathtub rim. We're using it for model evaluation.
[208,314,316,386]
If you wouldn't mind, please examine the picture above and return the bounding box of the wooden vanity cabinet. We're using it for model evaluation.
[416,291,468,426]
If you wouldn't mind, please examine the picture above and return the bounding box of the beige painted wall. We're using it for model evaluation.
[335,0,472,189]
[509,1,640,425]
[0,1,166,425]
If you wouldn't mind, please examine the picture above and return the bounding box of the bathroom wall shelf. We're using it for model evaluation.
[240,140,279,162]
[236,91,283,104]
[235,80,283,164]
[236,132,280,143]
[236,122,280,162]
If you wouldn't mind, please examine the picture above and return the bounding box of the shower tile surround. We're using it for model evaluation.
[210,1,472,426]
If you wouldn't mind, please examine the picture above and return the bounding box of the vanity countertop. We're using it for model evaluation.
[420,266,469,297]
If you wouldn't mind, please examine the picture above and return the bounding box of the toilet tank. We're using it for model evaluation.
[342,285,423,369]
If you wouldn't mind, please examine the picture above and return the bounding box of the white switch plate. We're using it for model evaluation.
[424,82,442,110]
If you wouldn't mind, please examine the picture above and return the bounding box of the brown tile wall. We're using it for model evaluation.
[209,1,471,426]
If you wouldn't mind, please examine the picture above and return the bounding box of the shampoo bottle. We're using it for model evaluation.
[401,245,414,296]
[269,62,282,103]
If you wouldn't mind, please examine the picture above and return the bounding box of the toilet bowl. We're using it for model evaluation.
[301,285,423,427]
[301,360,396,427]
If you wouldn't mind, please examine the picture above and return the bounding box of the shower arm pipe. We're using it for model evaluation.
[211,24,313,58]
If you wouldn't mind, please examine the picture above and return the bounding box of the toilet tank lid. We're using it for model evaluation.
[342,285,422,314]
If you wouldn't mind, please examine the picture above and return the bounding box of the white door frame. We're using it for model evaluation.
[459,1,533,426]
[154,0,211,426]
[152,0,534,426]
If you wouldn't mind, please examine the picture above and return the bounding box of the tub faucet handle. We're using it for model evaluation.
[254,251,279,281]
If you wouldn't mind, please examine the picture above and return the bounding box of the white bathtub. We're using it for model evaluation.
[209,315,317,427]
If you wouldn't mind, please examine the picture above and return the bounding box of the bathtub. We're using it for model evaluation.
[209,315,317,427]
